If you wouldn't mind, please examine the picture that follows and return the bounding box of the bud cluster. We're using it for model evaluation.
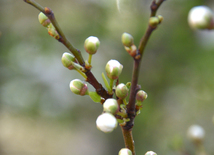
[96,99,119,133]
[121,32,137,57]
[149,16,163,28]
[38,12,59,39]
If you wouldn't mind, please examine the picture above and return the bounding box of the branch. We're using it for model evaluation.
[23,0,110,99]
[121,0,165,154]
[150,0,166,17]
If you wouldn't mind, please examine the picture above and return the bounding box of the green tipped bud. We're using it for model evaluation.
[96,113,118,133]
[118,148,132,155]
[38,12,51,27]
[149,17,160,28]
[105,59,123,80]
[116,83,129,99]
[61,52,76,70]
[187,125,205,145]
[145,151,157,155]
[47,24,60,39]
[69,79,89,96]
[84,36,100,55]
[157,15,163,23]
[126,82,131,89]
[188,6,214,30]
[124,44,137,57]
[136,90,148,102]
[121,32,134,47]
[103,98,119,114]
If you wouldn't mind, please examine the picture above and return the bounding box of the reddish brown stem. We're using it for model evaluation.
[121,1,165,154]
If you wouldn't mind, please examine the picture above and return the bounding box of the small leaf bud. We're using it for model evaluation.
[157,15,163,23]
[47,24,60,39]
[149,17,160,28]
[103,98,119,114]
[84,36,100,55]
[69,79,89,96]
[188,6,214,30]
[126,82,131,89]
[105,59,123,80]
[187,125,205,145]
[61,52,76,70]
[124,44,137,57]
[96,113,118,133]
[136,90,148,102]
[38,12,51,27]
[116,83,129,99]
[118,148,133,155]
[121,32,134,47]
[145,151,157,155]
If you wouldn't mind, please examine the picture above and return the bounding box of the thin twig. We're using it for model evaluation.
[121,0,165,154]
[23,0,110,99]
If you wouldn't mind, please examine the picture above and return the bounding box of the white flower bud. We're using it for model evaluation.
[121,32,134,47]
[69,79,89,96]
[105,59,123,80]
[118,148,132,155]
[145,151,157,155]
[84,36,100,55]
[188,6,214,30]
[103,98,119,114]
[61,52,76,70]
[96,113,118,133]
[187,125,205,144]
[116,83,129,99]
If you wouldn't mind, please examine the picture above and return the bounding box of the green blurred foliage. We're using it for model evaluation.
[0,0,214,155]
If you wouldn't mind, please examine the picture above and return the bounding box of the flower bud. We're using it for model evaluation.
[136,90,148,102]
[121,32,134,47]
[188,6,214,30]
[105,59,123,80]
[118,148,132,155]
[84,36,100,55]
[187,125,205,144]
[116,83,129,99]
[149,17,160,28]
[145,151,157,155]
[61,52,76,70]
[69,79,89,96]
[47,24,60,39]
[103,98,119,114]
[38,12,51,27]
[96,113,118,133]
[124,44,137,57]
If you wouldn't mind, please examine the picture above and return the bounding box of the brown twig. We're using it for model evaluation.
[121,0,165,154]
[23,0,110,99]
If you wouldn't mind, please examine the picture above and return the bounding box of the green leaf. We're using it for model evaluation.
[89,92,101,103]
[101,72,111,92]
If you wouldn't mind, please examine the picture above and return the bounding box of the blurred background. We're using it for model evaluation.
[0,0,214,154]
